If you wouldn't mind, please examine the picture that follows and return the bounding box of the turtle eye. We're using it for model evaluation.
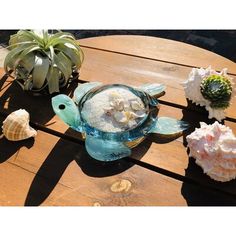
[59,104,66,110]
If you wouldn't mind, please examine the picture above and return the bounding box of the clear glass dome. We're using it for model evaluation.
[78,84,159,142]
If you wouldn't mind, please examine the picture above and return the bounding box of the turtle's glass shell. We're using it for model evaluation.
[77,84,158,142]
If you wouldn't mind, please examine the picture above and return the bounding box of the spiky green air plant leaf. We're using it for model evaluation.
[4,30,84,94]
[200,74,233,109]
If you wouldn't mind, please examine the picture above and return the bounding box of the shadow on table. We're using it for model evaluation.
[24,129,152,206]
[182,159,236,206]
[0,72,78,125]
[0,72,78,162]
[180,101,236,206]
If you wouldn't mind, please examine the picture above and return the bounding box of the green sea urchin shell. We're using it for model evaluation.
[200,74,232,109]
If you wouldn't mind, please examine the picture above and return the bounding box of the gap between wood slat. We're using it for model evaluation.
[80,45,236,77]
[125,157,236,198]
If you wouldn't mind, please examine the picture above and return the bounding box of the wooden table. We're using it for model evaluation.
[1,35,236,206]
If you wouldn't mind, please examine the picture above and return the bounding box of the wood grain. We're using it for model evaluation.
[0,116,189,206]
[78,47,236,120]
[1,46,236,120]
[1,114,236,206]
[79,35,236,74]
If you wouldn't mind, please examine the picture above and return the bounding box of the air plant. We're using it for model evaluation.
[4,30,84,94]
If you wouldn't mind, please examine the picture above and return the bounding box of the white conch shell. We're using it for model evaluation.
[182,66,235,121]
[186,121,236,182]
[2,109,37,141]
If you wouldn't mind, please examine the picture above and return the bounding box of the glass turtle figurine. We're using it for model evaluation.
[52,82,189,161]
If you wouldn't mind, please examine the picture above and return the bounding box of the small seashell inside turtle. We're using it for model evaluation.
[113,111,129,124]
[110,98,125,111]
[129,111,146,119]
[130,100,144,111]
[1,109,37,141]
[130,110,146,119]
[103,107,114,116]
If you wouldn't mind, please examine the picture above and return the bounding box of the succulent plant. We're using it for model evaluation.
[200,74,233,109]
[4,30,84,94]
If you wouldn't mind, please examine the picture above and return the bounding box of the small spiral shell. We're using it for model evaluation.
[130,100,144,111]
[2,109,37,141]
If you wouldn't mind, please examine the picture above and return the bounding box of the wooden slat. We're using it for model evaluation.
[0,161,70,206]
[0,111,192,206]
[79,35,236,74]
[1,115,236,206]
[0,116,189,206]
[1,47,236,120]
[78,47,236,120]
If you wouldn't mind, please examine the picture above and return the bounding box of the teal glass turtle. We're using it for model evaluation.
[52,82,188,161]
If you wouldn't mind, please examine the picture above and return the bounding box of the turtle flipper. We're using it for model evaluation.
[149,117,189,137]
[137,83,166,98]
[74,82,102,104]
[85,135,131,161]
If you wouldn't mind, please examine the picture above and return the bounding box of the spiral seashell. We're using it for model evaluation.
[186,121,236,182]
[2,109,37,141]
[103,107,114,116]
[110,98,125,111]
[130,100,144,111]
[113,111,129,124]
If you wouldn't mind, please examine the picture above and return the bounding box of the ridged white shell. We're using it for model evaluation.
[182,66,235,121]
[113,111,128,123]
[2,109,37,141]
[110,98,125,111]
[130,100,144,111]
[186,121,236,182]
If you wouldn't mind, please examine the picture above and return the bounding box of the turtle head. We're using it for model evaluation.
[51,94,81,131]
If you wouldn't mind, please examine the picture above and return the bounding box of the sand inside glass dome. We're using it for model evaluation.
[81,87,147,132]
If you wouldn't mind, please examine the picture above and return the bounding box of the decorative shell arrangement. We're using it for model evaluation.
[182,66,235,121]
[1,109,37,141]
[81,87,148,132]
[104,91,146,125]
[186,121,236,182]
